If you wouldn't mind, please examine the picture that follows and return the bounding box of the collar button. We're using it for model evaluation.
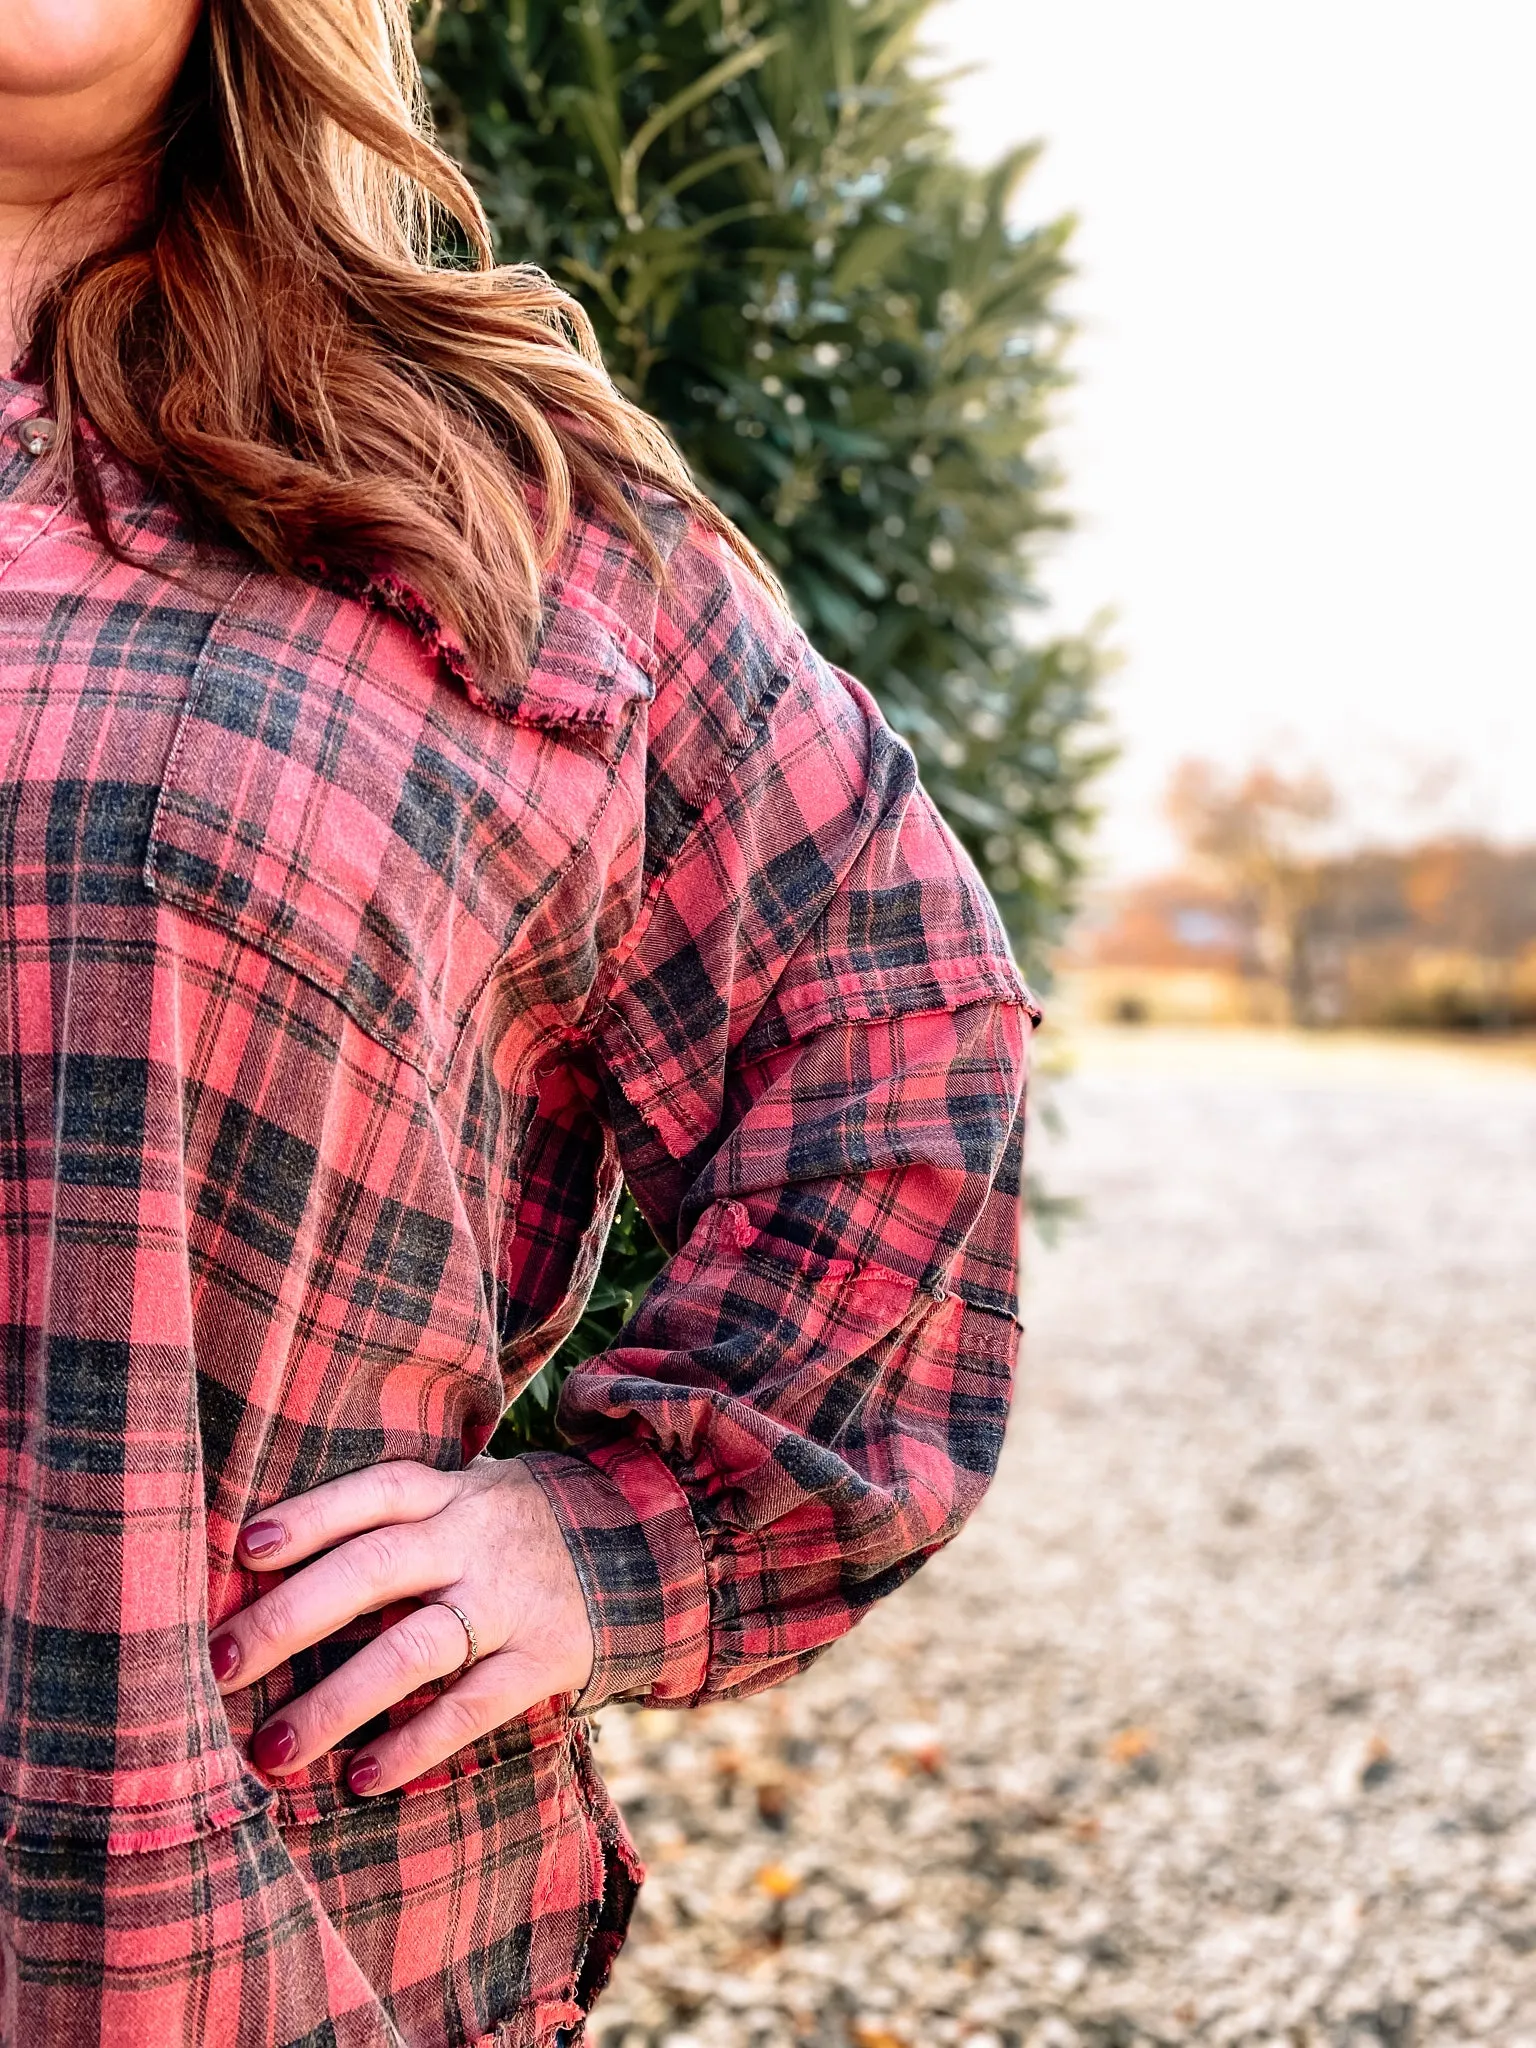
[16,417,58,459]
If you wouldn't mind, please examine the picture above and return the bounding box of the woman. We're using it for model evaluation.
[0,3,1035,2043]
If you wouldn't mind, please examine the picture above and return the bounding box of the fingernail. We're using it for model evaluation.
[252,1719,298,1771]
[348,1755,381,1795]
[240,1520,284,1559]
[209,1633,240,1683]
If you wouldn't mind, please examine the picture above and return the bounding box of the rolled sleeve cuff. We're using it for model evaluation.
[521,1441,712,1710]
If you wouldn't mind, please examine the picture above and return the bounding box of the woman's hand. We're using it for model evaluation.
[208,1459,595,1797]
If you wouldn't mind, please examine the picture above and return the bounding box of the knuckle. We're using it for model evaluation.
[243,1594,294,1654]
[372,1461,418,1515]
[380,1459,450,1520]
[382,1612,444,1679]
[287,1691,346,1756]
[340,1529,399,1593]
[434,1688,487,1747]
[269,1498,312,1546]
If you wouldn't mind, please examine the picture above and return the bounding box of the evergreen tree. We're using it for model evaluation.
[416,0,1109,1447]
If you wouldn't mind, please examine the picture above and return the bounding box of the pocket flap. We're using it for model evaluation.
[146,574,649,1086]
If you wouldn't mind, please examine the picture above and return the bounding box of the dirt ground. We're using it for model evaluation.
[588,1028,1536,2048]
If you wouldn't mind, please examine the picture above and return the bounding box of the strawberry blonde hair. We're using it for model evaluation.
[29,0,773,677]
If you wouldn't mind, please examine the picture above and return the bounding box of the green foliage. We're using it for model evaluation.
[419,0,1109,1444]
[485,1195,668,1456]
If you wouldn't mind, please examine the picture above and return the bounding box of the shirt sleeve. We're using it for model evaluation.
[523,528,1038,1709]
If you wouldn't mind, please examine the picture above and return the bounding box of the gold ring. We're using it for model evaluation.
[436,1601,479,1675]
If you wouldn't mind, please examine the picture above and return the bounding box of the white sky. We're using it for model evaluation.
[932,0,1536,877]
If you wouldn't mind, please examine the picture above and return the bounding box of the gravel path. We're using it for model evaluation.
[589,1030,1536,2048]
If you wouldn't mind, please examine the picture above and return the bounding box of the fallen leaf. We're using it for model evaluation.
[756,1779,790,1828]
[1106,1726,1156,1765]
[1017,1797,1062,1830]
[1360,1733,1396,1789]
[851,2024,909,2048]
[756,1862,801,1899]
[891,1741,945,1777]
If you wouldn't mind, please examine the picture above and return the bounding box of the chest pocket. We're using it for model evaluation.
[145,573,652,1088]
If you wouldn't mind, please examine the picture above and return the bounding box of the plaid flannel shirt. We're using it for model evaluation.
[0,366,1036,2047]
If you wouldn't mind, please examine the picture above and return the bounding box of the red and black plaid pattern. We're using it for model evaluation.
[0,367,1034,2046]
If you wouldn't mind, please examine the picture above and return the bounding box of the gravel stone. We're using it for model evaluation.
[590,1032,1536,2047]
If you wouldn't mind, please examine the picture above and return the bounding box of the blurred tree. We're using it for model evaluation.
[415,0,1109,1445]
[1303,839,1536,1031]
[1165,758,1337,1020]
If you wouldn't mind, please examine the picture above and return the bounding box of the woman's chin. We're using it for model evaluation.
[0,0,200,113]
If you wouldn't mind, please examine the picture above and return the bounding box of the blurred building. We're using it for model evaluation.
[1056,841,1536,1031]
[1055,876,1286,1027]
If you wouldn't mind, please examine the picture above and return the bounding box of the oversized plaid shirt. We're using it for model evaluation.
[0,366,1035,2047]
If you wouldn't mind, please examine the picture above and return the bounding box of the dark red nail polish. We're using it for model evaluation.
[209,1633,240,1682]
[252,1720,298,1771]
[240,1520,284,1559]
[348,1755,381,1794]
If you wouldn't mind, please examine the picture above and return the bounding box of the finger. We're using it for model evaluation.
[345,1649,558,1797]
[211,1520,452,1693]
[248,1603,473,1777]
[236,1460,462,1570]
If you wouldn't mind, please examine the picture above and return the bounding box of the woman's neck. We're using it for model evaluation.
[0,200,49,374]
[0,179,135,376]
[0,2,202,377]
